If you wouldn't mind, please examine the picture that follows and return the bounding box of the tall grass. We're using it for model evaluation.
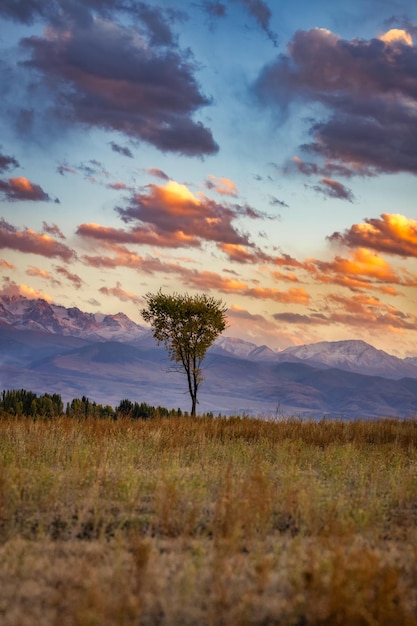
[1,416,417,624]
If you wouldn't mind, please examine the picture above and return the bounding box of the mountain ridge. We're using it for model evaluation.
[1,295,417,417]
[1,295,416,380]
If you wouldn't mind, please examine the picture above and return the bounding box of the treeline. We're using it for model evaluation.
[0,389,185,420]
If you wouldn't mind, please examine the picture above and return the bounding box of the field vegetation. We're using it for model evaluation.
[1,408,417,625]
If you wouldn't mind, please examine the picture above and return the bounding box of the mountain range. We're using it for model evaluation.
[1,295,416,418]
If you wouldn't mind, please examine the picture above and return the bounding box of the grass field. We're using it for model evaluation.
[1,415,417,625]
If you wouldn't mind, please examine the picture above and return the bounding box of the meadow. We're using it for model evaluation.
[1,414,417,625]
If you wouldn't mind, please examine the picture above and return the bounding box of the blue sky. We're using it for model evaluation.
[0,0,417,356]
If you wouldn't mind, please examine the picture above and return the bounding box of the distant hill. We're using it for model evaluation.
[0,295,416,417]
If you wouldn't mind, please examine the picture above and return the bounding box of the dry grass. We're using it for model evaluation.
[1,415,417,625]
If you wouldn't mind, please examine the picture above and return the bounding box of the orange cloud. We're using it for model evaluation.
[54,266,84,289]
[205,175,238,197]
[99,281,140,302]
[26,266,60,285]
[328,213,417,258]
[309,248,413,292]
[379,29,412,46]
[0,177,53,202]
[274,293,417,334]
[180,269,310,303]
[0,258,15,270]
[77,222,200,249]
[219,243,273,264]
[327,293,417,331]
[0,219,76,261]
[116,180,265,250]
[1,279,53,302]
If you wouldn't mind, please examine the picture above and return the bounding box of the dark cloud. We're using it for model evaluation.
[0,219,76,261]
[201,1,227,18]
[311,178,355,202]
[273,312,318,324]
[328,213,417,258]
[287,156,374,179]
[109,142,133,158]
[0,0,185,30]
[234,0,277,45]
[0,0,49,24]
[269,195,288,208]
[57,163,77,176]
[255,27,417,176]
[131,2,176,47]
[20,15,218,156]
[201,0,277,45]
[0,151,19,172]
[0,176,52,202]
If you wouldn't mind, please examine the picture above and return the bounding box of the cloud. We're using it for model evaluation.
[42,221,66,240]
[1,278,53,302]
[310,248,416,292]
[328,213,417,258]
[201,0,277,45]
[26,266,61,286]
[57,163,78,176]
[130,2,179,47]
[0,150,19,172]
[0,0,49,24]
[255,27,417,176]
[109,142,133,158]
[234,0,277,45]
[201,1,227,18]
[77,222,201,249]
[269,196,288,208]
[0,258,15,270]
[20,15,218,156]
[107,182,131,191]
[0,176,53,202]
[287,156,374,179]
[115,180,265,249]
[54,266,84,289]
[311,178,355,202]
[177,268,310,303]
[273,295,417,333]
[219,243,267,263]
[273,312,326,324]
[205,175,238,196]
[0,219,76,261]
[326,293,417,332]
[0,0,185,31]
[147,168,170,180]
[99,281,140,302]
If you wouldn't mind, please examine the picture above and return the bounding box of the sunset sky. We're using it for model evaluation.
[1,0,417,357]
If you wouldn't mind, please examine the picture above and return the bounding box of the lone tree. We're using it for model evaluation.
[141,290,228,416]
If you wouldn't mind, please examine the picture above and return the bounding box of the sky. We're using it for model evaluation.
[0,0,417,357]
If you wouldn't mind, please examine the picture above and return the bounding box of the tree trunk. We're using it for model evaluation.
[191,394,197,417]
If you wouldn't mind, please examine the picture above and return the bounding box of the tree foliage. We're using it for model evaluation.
[142,290,228,416]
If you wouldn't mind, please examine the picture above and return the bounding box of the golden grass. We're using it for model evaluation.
[1,415,417,625]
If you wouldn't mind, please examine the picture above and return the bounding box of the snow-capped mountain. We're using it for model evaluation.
[276,340,417,379]
[1,295,416,380]
[214,336,259,358]
[1,296,417,416]
[216,337,417,379]
[0,295,147,341]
